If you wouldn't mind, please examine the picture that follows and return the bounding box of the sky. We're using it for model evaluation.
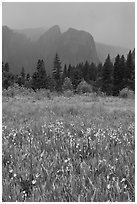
[2,2,135,49]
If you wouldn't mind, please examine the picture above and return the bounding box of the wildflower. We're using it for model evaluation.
[121,178,126,183]
[107,184,111,189]
[36,173,40,178]
[32,180,36,185]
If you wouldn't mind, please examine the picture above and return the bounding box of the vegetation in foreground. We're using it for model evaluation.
[2,90,135,202]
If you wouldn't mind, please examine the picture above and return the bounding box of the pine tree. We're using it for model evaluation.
[71,66,82,90]
[26,73,30,81]
[37,59,45,74]
[119,55,126,90]
[20,67,25,86]
[82,61,90,82]
[31,72,39,90]
[62,64,68,83]
[46,76,56,91]
[131,49,135,91]
[67,64,73,79]
[2,62,14,89]
[32,59,47,90]
[89,62,97,82]
[4,62,9,72]
[101,55,113,95]
[97,63,103,78]
[125,50,135,89]
[24,73,31,88]
[113,54,121,95]
[113,54,127,96]
[2,61,4,72]
[52,53,62,91]
[94,63,103,91]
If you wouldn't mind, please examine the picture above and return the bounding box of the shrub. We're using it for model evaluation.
[97,89,106,97]
[119,88,135,98]
[2,87,14,97]
[2,83,20,97]
[47,90,52,100]
[77,80,92,94]
[64,90,74,98]
[91,92,99,102]
[2,83,35,98]
[33,89,48,100]
[62,77,73,91]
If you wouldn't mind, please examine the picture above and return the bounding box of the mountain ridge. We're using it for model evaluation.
[13,25,130,51]
[96,42,130,62]
[2,25,99,74]
[2,25,131,74]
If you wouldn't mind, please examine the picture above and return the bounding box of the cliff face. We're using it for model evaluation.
[57,28,99,66]
[2,25,99,74]
[2,26,36,74]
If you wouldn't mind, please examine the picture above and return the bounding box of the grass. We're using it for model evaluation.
[2,92,135,202]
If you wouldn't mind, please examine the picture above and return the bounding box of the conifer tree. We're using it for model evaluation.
[113,54,127,95]
[97,63,103,78]
[89,62,97,81]
[82,61,90,82]
[62,64,68,83]
[67,64,73,79]
[94,63,103,90]
[2,62,14,89]
[125,50,135,89]
[131,49,135,91]
[24,73,31,88]
[119,55,126,89]
[4,62,9,72]
[26,73,30,81]
[70,64,83,90]
[52,53,62,91]
[2,61,4,72]
[101,54,113,95]
[113,54,121,95]
[19,67,25,86]
[32,59,47,90]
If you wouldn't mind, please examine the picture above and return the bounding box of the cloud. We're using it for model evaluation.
[2,2,135,49]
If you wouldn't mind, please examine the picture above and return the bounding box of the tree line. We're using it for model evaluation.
[2,49,135,96]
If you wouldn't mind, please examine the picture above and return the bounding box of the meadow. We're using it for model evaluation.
[2,91,135,202]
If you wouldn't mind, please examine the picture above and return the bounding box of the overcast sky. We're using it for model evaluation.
[2,2,135,49]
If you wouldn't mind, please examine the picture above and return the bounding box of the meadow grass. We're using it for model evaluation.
[2,93,135,201]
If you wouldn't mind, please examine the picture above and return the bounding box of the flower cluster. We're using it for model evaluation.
[2,118,135,202]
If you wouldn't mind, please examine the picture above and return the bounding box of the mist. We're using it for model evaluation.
[2,2,135,49]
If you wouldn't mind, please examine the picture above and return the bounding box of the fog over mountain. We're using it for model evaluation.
[3,25,100,74]
[3,3,135,50]
[2,3,134,74]
[95,42,129,63]
[17,26,130,61]
[2,25,130,75]
[14,27,47,42]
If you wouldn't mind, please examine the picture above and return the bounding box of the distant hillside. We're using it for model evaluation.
[96,42,129,63]
[2,25,99,74]
[14,26,130,63]
[14,27,46,41]
[2,25,131,75]
[36,26,99,73]
[2,26,36,74]
[57,28,99,66]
